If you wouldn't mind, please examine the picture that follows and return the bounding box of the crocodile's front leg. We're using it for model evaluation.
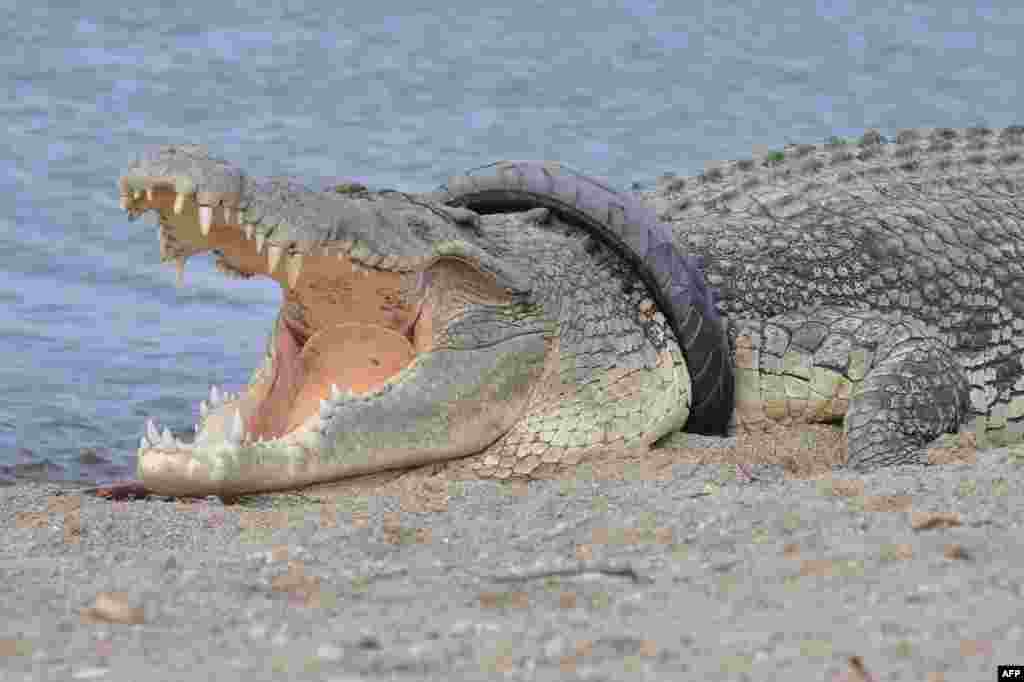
[844,335,970,469]
[734,306,970,469]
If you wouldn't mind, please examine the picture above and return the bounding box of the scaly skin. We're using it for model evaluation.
[116,146,718,497]
[112,126,1024,498]
[638,125,1024,465]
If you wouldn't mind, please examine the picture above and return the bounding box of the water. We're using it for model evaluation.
[3,0,1022,486]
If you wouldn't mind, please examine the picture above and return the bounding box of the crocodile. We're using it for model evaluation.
[112,125,1024,498]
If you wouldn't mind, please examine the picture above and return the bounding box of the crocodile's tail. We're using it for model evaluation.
[432,160,735,435]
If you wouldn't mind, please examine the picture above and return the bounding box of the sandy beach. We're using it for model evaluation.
[2,432,1022,680]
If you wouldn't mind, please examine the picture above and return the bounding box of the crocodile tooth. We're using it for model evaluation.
[255,233,265,254]
[286,253,303,288]
[228,409,244,444]
[330,383,342,400]
[140,436,149,449]
[244,223,254,240]
[173,192,186,215]
[199,400,209,417]
[210,385,221,405]
[199,206,213,236]
[174,256,187,287]
[146,418,161,444]
[267,245,283,274]
[161,427,174,448]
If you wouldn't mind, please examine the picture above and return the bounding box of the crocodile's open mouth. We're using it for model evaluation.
[119,179,436,459]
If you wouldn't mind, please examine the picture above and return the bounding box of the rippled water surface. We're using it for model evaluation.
[3,1,1022,486]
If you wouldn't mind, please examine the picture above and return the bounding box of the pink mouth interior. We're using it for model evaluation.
[245,317,305,440]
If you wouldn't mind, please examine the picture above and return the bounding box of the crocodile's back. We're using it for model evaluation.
[644,126,1024,440]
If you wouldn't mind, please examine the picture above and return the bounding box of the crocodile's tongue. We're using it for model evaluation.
[246,318,416,440]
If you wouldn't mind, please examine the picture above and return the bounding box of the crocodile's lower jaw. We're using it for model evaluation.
[136,322,422,494]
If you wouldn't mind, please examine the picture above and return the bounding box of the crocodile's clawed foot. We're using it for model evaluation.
[844,337,971,471]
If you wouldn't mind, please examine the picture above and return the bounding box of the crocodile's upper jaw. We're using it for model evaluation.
[120,183,434,457]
